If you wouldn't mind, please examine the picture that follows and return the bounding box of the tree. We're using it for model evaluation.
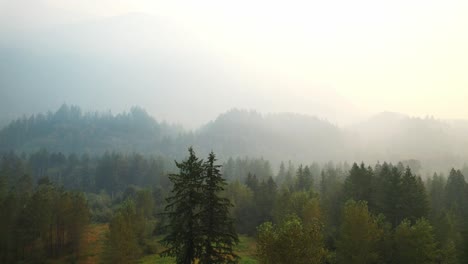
[443,169,468,262]
[161,147,204,263]
[296,165,313,192]
[199,152,238,263]
[257,214,326,264]
[104,200,141,264]
[428,173,446,223]
[336,200,382,264]
[445,169,467,213]
[344,163,373,205]
[373,164,403,226]
[320,166,344,247]
[394,218,437,264]
[399,167,428,222]
[161,148,239,264]
[224,180,254,235]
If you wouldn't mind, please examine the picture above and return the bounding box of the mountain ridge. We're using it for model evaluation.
[1,105,468,174]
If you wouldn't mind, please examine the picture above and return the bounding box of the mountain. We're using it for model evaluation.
[0,12,363,128]
[0,106,346,162]
[0,105,183,156]
[194,109,346,162]
[1,105,468,173]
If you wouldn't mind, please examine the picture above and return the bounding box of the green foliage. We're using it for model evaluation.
[103,200,142,264]
[344,163,373,204]
[161,148,238,264]
[273,189,320,224]
[428,173,446,222]
[370,163,428,226]
[372,163,402,226]
[336,200,382,264]
[319,165,345,247]
[399,167,429,222]
[2,147,468,264]
[256,214,326,264]
[200,152,239,263]
[445,169,467,212]
[235,174,277,235]
[295,165,313,192]
[394,218,437,264]
[224,180,255,235]
[161,147,204,263]
[0,180,89,263]
[0,105,182,155]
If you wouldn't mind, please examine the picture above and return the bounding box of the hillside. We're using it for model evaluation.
[0,106,345,162]
[0,105,183,156]
[1,105,468,172]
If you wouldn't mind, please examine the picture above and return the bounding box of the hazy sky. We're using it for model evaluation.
[1,0,468,126]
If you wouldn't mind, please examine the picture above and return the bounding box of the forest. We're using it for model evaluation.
[3,105,468,174]
[1,144,467,263]
[3,1,468,262]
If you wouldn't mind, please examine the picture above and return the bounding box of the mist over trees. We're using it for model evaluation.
[2,105,468,174]
[1,144,468,263]
[2,1,468,262]
[1,106,468,263]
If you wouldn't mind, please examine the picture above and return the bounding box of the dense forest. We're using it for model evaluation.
[1,145,468,263]
[1,106,468,263]
[2,105,468,173]
[3,0,468,262]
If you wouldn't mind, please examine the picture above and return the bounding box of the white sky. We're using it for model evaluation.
[2,0,468,122]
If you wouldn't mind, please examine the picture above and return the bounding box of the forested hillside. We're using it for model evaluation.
[0,106,345,162]
[0,105,184,156]
[2,105,468,173]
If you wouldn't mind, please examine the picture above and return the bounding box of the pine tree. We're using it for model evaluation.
[296,165,313,192]
[344,163,373,204]
[161,147,204,264]
[200,152,239,263]
[399,167,428,223]
[161,148,239,264]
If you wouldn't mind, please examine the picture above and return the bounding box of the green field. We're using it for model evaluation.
[142,235,258,264]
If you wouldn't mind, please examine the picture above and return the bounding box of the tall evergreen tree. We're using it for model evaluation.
[161,147,204,264]
[344,163,373,204]
[161,148,239,264]
[296,165,313,192]
[399,167,428,222]
[200,152,238,263]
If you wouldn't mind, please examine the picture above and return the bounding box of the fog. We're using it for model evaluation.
[2,0,468,128]
[1,0,468,171]
[4,2,468,263]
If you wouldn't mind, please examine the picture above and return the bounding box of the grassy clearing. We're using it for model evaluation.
[234,236,258,264]
[47,224,257,264]
[144,235,258,263]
